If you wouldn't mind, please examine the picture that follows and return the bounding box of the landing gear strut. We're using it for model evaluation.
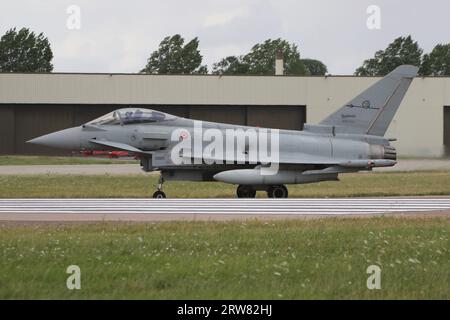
[152,175,166,198]
[267,185,288,198]
[236,185,256,198]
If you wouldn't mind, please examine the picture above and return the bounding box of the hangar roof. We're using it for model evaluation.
[0,72,449,108]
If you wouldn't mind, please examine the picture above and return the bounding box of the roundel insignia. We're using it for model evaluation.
[180,131,189,140]
[362,100,371,108]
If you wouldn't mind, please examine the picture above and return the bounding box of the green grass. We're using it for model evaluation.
[0,218,448,299]
[1,171,450,198]
[0,155,137,166]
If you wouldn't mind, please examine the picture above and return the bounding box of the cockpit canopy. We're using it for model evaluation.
[86,108,177,126]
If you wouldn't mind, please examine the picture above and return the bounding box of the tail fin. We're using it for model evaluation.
[320,65,418,136]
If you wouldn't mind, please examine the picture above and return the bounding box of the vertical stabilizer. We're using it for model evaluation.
[320,65,418,136]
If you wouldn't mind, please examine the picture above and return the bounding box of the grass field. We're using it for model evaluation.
[0,218,448,299]
[1,171,450,198]
[0,155,137,166]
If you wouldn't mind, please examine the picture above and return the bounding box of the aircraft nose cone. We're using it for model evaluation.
[27,127,82,150]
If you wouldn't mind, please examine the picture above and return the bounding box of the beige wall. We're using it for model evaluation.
[1,73,449,157]
[304,77,450,157]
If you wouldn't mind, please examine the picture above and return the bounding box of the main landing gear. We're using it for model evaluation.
[267,185,288,198]
[236,185,289,198]
[152,175,166,198]
[236,185,257,198]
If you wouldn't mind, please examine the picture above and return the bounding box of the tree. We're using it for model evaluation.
[355,35,423,76]
[301,59,328,75]
[211,56,249,75]
[141,34,207,74]
[420,44,450,76]
[0,27,53,72]
[212,38,308,75]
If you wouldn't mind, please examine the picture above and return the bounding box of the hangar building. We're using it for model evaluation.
[0,72,449,157]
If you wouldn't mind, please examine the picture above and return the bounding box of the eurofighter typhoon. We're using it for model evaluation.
[28,65,418,198]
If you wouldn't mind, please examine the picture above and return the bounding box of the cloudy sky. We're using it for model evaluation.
[1,0,449,74]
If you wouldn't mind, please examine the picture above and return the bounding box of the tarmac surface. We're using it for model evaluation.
[0,159,449,175]
[1,198,450,222]
[1,159,449,222]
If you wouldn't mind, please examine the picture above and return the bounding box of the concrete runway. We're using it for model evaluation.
[1,198,450,222]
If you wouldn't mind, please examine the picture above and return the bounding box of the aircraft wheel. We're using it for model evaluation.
[267,185,288,198]
[153,190,166,199]
[236,185,256,198]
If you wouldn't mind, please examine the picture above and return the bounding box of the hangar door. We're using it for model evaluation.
[188,105,306,130]
[246,106,306,130]
[444,106,450,156]
[0,104,306,155]
[8,105,191,155]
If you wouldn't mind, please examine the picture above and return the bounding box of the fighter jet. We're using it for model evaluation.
[28,65,418,198]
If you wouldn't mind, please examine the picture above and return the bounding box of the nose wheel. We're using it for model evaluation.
[152,190,166,198]
[152,174,166,198]
[267,185,288,198]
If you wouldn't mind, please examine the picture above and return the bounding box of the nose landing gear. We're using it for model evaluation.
[152,190,166,198]
[152,175,166,198]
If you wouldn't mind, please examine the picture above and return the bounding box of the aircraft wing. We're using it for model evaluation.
[184,152,336,165]
[189,152,395,168]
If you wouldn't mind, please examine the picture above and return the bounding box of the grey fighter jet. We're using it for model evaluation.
[28,65,418,198]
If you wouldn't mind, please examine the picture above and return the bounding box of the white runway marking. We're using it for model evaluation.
[1,198,450,217]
